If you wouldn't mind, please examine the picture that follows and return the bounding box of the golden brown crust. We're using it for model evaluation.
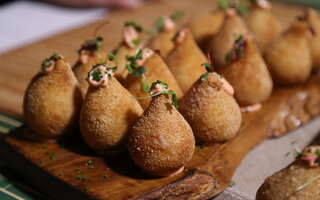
[166,28,207,93]
[73,49,106,97]
[124,53,183,109]
[264,22,312,85]
[219,39,273,106]
[189,10,225,51]
[80,77,143,154]
[245,7,283,51]
[180,73,242,142]
[23,58,82,140]
[257,160,320,200]
[114,44,138,83]
[210,13,249,69]
[149,28,177,58]
[306,9,320,70]
[128,94,195,176]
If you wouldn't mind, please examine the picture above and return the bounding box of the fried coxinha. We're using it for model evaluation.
[80,60,143,155]
[128,80,195,176]
[257,144,320,200]
[218,35,273,110]
[189,0,249,51]
[24,53,82,142]
[180,63,242,142]
[264,19,313,86]
[245,0,282,51]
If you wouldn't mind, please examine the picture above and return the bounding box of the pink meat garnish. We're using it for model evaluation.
[162,16,176,31]
[241,103,262,113]
[123,26,140,49]
[219,76,234,96]
[257,0,271,9]
[150,83,168,95]
[136,48,154,66]
[88,65,114,87]
[301,145,320,167]
[43,60,55,73]
[225,8,236,16]
[174,29,187,44]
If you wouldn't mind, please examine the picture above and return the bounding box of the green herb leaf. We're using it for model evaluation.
[218,0,229,9]
[50,169,56,172]
[75,168,80,171]
[87,161,93,165]
[171,11,185,21]
[124,21,143,32]
[133,66,146,78]
[58,173,63,176]
[200,72,209,81]
[103,175,109,179]
[236,3,249,15]
[150,80,169,91]
[142,77,150,93]
[151,17,165,37]
[229,180,236,187]
[316,149,320,156]
[132,38,142,46]
[51,53,62,61]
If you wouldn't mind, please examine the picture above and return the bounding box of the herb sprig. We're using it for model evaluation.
[218,0,249,16]
[124,21,143,32]
[79,36,103,53]
[151,11,185,37]
[135,80,179,108]
[126,50,150,93]
[41,53,62,73]
[226,35,247,63]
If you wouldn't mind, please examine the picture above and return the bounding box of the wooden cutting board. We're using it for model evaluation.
[1,0,319,199]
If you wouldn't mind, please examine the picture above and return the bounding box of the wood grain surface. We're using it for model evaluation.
[1,0,319,199]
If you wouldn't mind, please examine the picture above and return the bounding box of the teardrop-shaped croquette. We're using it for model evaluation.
[128,82,195,176]
[24,53,82,141]
[166,28,207,93]
[80,63,143,154]
[257,145,320,200]
[210,11,249,69]
[245,3,282,51]
[264,21,313,85]
[219,37,273,106]
[180,72,241,142]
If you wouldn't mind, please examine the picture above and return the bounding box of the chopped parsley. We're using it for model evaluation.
[228,180,236,187]
[151,11,185,37]
[38,145,47,149]
[41,53,62,73]
[226,35,247,63]
[124,21,143,32]
[79,36,104,53]
[218,0,249,16]
[103,175,109,179]
[135,80,179,108]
